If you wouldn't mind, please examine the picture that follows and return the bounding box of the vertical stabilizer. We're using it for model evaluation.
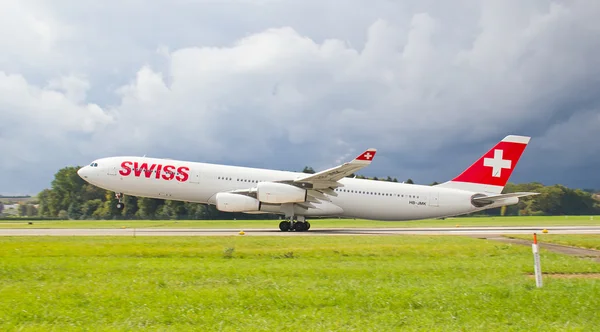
[436,135,530,194]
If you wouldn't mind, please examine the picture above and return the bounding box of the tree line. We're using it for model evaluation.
[4,166,599,220]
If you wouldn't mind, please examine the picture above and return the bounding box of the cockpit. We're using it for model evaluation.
[79,160,102,180]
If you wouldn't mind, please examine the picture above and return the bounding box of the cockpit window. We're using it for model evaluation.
[89,163,99,167]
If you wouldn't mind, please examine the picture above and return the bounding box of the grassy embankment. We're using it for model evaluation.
[0,215,598,229]
[0,236,599,331]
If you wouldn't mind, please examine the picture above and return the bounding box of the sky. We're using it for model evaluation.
[1,0,599,195]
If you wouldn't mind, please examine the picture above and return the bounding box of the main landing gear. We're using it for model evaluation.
[115,192,125,210]
[279,216,311,232]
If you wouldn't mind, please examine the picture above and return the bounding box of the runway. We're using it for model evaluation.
[0,226,599,236]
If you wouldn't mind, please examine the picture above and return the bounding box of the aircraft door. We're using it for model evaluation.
[189,169,201,184]
[429,191,439,207]
[108,166,117,176]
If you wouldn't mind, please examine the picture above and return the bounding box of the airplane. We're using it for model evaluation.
[77,135,537,231]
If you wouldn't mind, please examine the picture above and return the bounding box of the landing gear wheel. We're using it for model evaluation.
[306,222,311,230]
[279,221,291,232]
[115,192,124,210]
[294,222,308,232]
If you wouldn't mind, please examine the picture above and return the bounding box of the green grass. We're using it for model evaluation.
[0,215,598,229]
[0,236,599,331]
[508,234,600,250]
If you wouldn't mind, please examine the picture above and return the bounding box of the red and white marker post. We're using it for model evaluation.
[532,233,543,288]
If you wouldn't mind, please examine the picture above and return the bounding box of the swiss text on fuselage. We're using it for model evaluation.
[118,161,190,182]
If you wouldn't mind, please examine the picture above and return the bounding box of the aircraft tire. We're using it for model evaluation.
[116,202,125,210]
[294,222,308,232]
[279,221,291,232]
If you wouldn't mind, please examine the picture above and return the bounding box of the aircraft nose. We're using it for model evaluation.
[77,167,88,179]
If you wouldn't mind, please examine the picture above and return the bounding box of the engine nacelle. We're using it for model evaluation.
[215,193,260,212]
[256,182,307,204]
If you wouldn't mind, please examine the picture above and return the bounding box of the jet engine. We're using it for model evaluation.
[215,193,260,212]
[256,182,307,204]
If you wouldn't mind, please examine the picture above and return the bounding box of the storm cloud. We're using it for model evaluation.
[1,0,599,194]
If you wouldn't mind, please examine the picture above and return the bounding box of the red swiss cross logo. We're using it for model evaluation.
[355,149,377,161]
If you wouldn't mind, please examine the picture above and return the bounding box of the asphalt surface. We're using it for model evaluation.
[0,226,599,236]
[475,235,600,262]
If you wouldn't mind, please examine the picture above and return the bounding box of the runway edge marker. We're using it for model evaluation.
[532,233,543,288]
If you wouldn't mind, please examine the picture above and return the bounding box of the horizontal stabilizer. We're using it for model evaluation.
[472,192,539,204]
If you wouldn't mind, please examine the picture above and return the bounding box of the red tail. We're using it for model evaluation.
[438,135,530,193]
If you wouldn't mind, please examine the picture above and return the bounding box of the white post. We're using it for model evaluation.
[532,233,543,288]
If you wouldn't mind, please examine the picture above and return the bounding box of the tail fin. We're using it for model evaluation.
[436,135,530,194]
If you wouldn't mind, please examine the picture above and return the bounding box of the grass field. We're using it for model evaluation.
[0,215,598,229]
[0,236,599,331]
[508,234,600,251]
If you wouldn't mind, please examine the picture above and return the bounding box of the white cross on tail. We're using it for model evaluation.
[363,153,373,160]
[483,149,512,177]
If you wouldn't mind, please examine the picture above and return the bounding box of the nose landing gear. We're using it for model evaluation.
[115,192,125,210]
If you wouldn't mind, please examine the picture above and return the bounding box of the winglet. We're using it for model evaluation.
[353,148,377,163]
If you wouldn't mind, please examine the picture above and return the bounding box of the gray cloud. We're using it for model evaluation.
[1,0,599,194]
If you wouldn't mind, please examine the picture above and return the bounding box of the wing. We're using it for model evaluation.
[217,148,377,212]
[293,148,377,189]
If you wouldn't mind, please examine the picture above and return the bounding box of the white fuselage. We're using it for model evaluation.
[78,156,511,221]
